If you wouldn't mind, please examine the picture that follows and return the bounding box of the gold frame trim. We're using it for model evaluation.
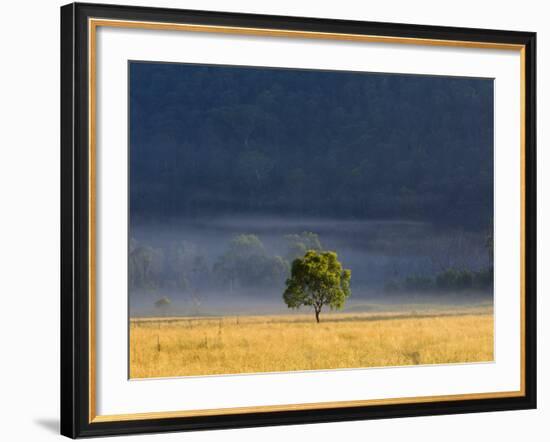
[88,18,527,424]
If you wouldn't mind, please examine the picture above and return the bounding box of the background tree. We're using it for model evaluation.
[213,234,265,292]
[283,251,351,323]
[167,240,209,292]
[129,242,164,291]
[214,234,289,291]
[284,231,322,261]
[154,296,171,317]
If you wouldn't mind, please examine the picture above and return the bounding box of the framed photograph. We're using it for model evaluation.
[60,2,536,438]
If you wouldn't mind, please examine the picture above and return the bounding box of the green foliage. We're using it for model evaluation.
[283,250,351,323]
[435,268,473,291]
[390,266,493,295]
[229,234,266,257]
[129,238,210,293]
[284,231,322,261]
[129,232,322,296]
[154,296,171,308]
[154,296,171,316]
[256,255,290,286]
[214,234,289,291]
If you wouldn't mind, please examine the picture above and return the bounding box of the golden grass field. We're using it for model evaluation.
[129,305,493,379]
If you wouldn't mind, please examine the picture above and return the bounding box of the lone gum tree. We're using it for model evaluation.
[283,250,351,323]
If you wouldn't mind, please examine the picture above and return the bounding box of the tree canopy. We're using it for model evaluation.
[284,231,322,261]
[283,251,351,322]
[213,234,289,291]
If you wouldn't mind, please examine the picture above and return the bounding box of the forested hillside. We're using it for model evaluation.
[129,62,494,313]
[130,63,493,230]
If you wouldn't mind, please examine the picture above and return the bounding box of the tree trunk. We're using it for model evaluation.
[315,308,320,323]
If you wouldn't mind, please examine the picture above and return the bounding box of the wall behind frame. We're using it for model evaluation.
[0,0,545,441]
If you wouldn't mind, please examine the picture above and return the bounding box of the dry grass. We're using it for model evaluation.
[129,307,493,378]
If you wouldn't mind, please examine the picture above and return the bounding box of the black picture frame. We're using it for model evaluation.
[61,2,536,438]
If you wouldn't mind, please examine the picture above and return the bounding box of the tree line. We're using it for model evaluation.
[129,231,322,295]
[385,227,493,295]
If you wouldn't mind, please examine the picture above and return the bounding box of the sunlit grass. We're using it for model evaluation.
[129,307,493,378]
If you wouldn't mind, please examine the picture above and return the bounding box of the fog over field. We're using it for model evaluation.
[129,216,492,317]
[128,62,494,318]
